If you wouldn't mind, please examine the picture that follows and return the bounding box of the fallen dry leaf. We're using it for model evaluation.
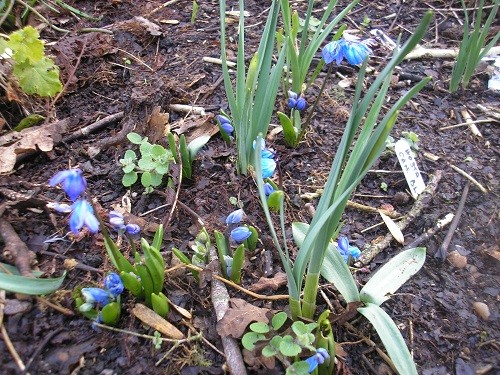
[0,120,69,173]
[379,210,404,245]
[132,303,184,339]
[146,106,169,144]
[216,298,270,339]
[249,272,287,292]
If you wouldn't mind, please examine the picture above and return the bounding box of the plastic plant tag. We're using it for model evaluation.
[395,139,426,198]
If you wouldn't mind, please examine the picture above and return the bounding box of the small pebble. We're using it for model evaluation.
[447,250,467,268]
[473,302,490,320]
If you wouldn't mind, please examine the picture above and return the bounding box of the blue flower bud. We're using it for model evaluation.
[226,208,245,225]
[287,97,297,109]
[49,169,87,201]
[287,90,298,100]
[337,236,349,254]
[221,122,234,135]
[104,273,124,297]
[125,223,141,235]
[217,115,231,124]
[295,97,306,111]
[69,199,99,234]
[305,348,330,373]
[230,226,252,243]
[81,287,110,306]
[264,183,275,196]
[348,245,361,260]
[109,210,125,230]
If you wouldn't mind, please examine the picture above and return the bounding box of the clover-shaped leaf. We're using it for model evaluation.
[250,321,270,334]
[241,332,266,351]
[127,132,144,145]
[272,311,288,330]
[122,172,138,187]
[279,335,302,357]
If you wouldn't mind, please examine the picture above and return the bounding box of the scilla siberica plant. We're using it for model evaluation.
[276,0,361,147]
[255,12,433,375]
[219,0,287,174]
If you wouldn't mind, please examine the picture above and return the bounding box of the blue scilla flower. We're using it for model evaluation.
[262,158,276,179]
[264,183,275,196]
[70,199,99,234]
[226,208,245,225]
[104,273,124,297]
[49,169,87,201]
[217,115,234,135]
[79,287,110,312]
[322,40,345,65]
[337,236,361,263]
[287,91,306,111]
[305,348,330,373]
[342,39,372,65]
[109,211,141,235]
[230,226,252,243]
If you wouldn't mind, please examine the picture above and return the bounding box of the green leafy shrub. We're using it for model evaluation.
[0,26,62,96]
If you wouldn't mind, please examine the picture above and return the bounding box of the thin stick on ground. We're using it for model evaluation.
[356,170,443,265]
[208,245,248,375]
[435,182,470,260]
[403,213,454,250]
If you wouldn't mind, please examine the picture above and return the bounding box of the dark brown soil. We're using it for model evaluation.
[1,1,499,374]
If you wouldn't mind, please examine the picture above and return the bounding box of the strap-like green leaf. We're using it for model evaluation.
[360,248,426,306]
[358,303,418,375]
[0,271,66,295]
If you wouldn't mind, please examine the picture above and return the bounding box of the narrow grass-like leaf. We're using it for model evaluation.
[230,244,245,284]
[0,271,66,295]
[292,222,360,303]
[360,248,426,306]
[358,303,418,375]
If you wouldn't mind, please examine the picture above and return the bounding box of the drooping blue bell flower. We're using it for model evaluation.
[261,158,277,179]
[264,183,275,196]
[230,226,252,243]
[336,236,361,263]
[322,40,345,65]
[295,97,306,111]
[49,169,87,201]
[79,287,110,312]
[305,348,330,373]
[104,273,124,298]
[287,91,307,111]
[342,39,372,65]
[69,199,99,234]
[226,208,245,225]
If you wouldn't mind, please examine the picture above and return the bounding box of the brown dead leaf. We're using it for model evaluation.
[170,114,217,143]
[132,303,184,339]
[242,348,276,370]
[146,106,169,144]
[216,298,270,339]
[249,272,287,292]
[0,120,69,173]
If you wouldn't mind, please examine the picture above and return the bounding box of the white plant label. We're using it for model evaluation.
[395,139,426,198]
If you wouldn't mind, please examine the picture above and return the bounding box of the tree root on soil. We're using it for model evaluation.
[0,217,36,277]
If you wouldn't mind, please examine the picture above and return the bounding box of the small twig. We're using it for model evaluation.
[144,0,181,17]
[449,164,488,194]
[435,182,470,260]
[15,0,70,33]
[115,48,154,72]
[63,112,124,143]
[1,324,27,373]
[403,213,454,250]
[170,104,206,116]
[180,263,289,301]
[35,296,74,316]
[22,328,64,374]
[357,171,443,265]
[439,118,492,131]
[202,56,236,67]
[404,45,500,60]
[52,37,88,107]
[208,246,248,375]
[461,109,482,137]
[347,200,400,219]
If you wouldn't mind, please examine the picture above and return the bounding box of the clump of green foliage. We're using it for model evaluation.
[0,26,62,96]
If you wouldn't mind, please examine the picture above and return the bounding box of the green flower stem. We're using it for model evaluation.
[289,297,302,320]
[125,232,137,254]
[301,272,320,319]
[299,64,332,140]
